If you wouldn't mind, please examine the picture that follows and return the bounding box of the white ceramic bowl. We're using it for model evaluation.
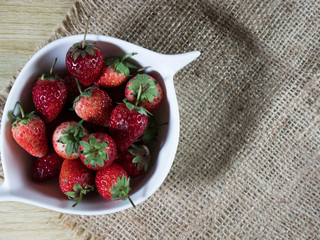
[0,34,200,215]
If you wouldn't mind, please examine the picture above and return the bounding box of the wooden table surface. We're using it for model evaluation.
[0,1,77,239]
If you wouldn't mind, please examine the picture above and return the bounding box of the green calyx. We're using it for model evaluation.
[79,135,109,168]
[72,79,97,109]
[58,120,87,156]
[105,52,138,76]
[123,98,151,116]
[128,144,151,172]
[69,17,97,61]
[65,183,95,207]
[127,74,158,104]
[69,41,98,61]
[11,102,37,127]
[111,175,135,208]
[40,57,62,81]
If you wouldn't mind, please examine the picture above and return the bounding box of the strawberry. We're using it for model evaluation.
[52,120,89,159]
[79,133,118,170]
[95,52,138,88]
[109,100,148,151]
[32,150,64,182]
[95,163,135,207]
[32,58,67,123]
[11,102,48,157]
[59,159,94,207]
[65,23,103,86]
[117,144,151,178]
[125,74,163,112]
[73,82,113,127]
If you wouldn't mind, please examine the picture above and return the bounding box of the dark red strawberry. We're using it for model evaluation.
[79,132,118,170]
[32,58,67,123]
[52,120,89,159]
[73,82,113,127]
[117,144,151,178]
[32,150,64,182]
[11,102,48,157]
[63,73,85,106]
[59,159,94,207]
[65,23,103,86]
[105,83,126,106]
[81,120,109,133]
[125,74,163,112]
[109,101,148,151]
[95,163,135,207]
[95,52,138,88]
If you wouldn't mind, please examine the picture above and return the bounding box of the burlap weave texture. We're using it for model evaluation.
[1,0,319,239]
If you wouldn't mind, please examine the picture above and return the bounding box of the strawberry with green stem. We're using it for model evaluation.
[32,58,67,123]
[73,79,113,127]
[95,163,135,207]
[79,133,118,170]
[125,74,163,112]
[65,19,103,86]
[95,52,138,88]
[52,120,89,159]
[11,102,48,157]
[59,159,95,207]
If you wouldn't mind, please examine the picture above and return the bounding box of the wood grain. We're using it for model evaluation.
[0,0,77,88]
[0,1,77,239]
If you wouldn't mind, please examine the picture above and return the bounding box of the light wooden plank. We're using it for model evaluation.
[0,0,77,88]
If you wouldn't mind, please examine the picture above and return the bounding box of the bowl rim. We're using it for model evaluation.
[0,34,182,215]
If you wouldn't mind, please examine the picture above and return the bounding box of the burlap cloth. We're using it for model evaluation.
[1,0,319,239]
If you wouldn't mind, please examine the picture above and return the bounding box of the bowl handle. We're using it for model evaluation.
[163,51,201,76]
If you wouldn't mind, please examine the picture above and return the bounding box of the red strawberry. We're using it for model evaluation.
[95,163,135,207]
[65,25,103,86]
[109,101,148,151]
[11,102,48,157]
[32,150,64,182]
[32,58,67,123]
[74,83,113,127]
[125,74,163,112]
[59,159,94,207]
[79,132,118,170]
[117,144,151,178]
[52,120,89,159]
[95,52,138,88]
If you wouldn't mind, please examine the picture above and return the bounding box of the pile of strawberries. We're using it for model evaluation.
[10,33,164,207]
